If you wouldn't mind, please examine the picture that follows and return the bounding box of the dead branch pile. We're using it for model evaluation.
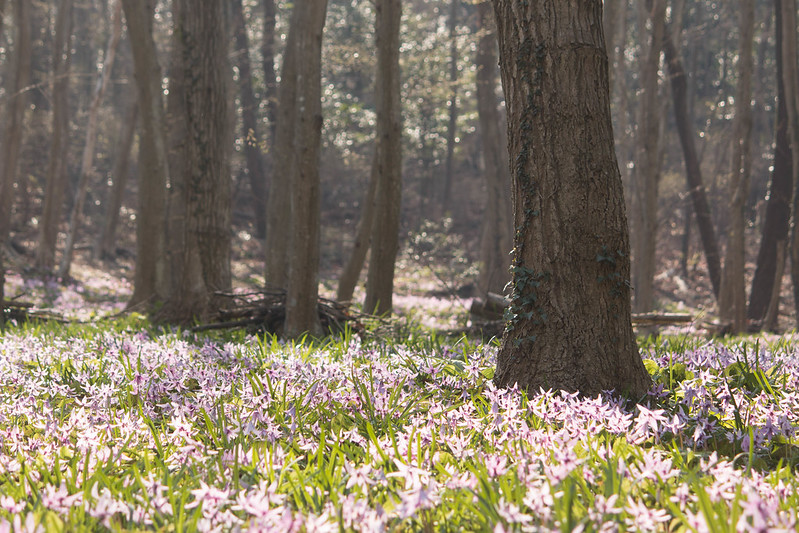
[1,300,66,324]
[192,290,364,336]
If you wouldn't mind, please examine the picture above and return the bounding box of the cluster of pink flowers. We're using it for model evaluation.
[0,324,798,530]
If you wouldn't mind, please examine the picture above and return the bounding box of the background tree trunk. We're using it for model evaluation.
[164,0,232,322]
[364,0,403,316]
[663,31,722,299]
[284,0,328,337]
[475,1,512,297]
[718,0,755,333]
[631,0,665,313]
[336,151,378,303]
[95,98,138,261]
[262,0,278,141]
[58,0,123,279]
[0,0,32,328]
[781,0,799,327]
[491,0,651,398]
[748,0,793,327]
[441,0,459,216]
[232,0,267,240]
[36,0,74,272]
[122,0,170,309]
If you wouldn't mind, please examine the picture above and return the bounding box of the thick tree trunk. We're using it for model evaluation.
[748,0,793,325]
[364,0,403,316]
[95,99,138,261]
[58,0,123,279]
[441,0,459,215]
[164,0,232,322]
[663,31,722,299]
[336,151,378,303]
[491,0,651,398]
[718,0,755,333]
[283,0,328,337]
[36,0,74,272]
[475,1,511,296]
[122,0,170,309]
[631,0,666,313]
[232,0,267,240]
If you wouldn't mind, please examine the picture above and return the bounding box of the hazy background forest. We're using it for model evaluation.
[0,0,794,335]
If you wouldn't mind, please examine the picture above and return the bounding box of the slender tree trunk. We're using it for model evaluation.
[122,0,170,309]
[58,0,123,279]
[232,0,267,239]
[718,0,755,333]
[262,0,278,142]
[36,0,74,272]
[283,0,328,337]
[265,5,300,289]
[163,0,232,322]
[337,150,378,303]
[95,99,138,260]
[475,1,511,296]
[441,0,459,215]
[748,0,793,325]
[631,0,666,313]
[491,0,651,398]
[782,0,799,327]
[0,0,32,328]
[364,0,403,316]
[663,30,722,298]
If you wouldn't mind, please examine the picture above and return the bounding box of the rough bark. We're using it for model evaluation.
[121,0,170,309]
[36,0,74,272]
[663,30,722,298]
[441,0,459,215]
[718,0,755,333]
[336,150,378,303]
[283,0,328,337]
[491,0,651,398]
[163,0,232,322]
[748,0,793,325]
[232,0,267,239]
[782,0,799,327]
[58,0,123,279]
[631,0,666,313]
[475,1,512,296]
[364,0,403,316]
[95,99,138,261]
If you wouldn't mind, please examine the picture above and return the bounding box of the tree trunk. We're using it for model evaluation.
[748,0,793,325]
[262,0,278,141]
[336,150,378,303]
[441,0,459,216]
[491,0,651,398]
[283,0,329,337]
[58,0,123,279]
[121,0,170,309]
[232,0,267,240]
[163,0,232,322]
[475,1,511,297]
[718,0,755,333]
[265,3,300,289]
[36,0,74,272]
[0,0,32,328]
[781,0,799,327]
[663,30,722,299]
[364,0,403,316]
[631,0,666,313]
[95,99,138,261]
